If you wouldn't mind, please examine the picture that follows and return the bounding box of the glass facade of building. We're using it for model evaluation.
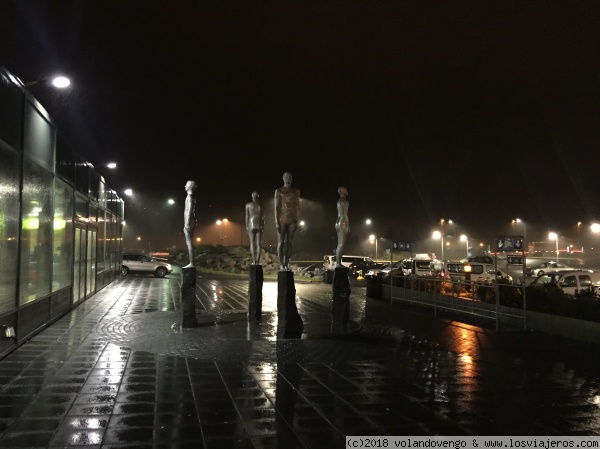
[0,67,123,357]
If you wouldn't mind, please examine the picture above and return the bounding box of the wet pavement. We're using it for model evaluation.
[0,268,599,448]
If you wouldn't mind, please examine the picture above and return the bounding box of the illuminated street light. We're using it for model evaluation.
[216,218,228,245]
[460,234,469,258]
[124,189,133,196]
[512,218,527,250]
[448,219,456,236]
[24,74,71,89]
[369,234,378,260]
[548,232,559,262]
[365,219,372,225]
[107,162,117,169]
[432,230,444,261]
[50,76,70,88]
[299,220,305,226]
[167,199,175,205]
[591,223,600,233]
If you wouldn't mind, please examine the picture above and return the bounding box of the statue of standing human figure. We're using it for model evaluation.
[335,186,349,268]
[275,171,300,271]
[245,191,264,265]
[183,180,197,268]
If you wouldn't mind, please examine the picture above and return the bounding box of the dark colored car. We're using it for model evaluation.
[365,261,403,279]
[349,261,386,278]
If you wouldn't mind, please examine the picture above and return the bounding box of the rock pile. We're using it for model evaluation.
[197,246,280,274]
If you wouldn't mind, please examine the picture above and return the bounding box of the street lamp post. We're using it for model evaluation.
[460,234,469,258]
[433,231,444,261]
[369,234,378,260]
[216,218,229,245]
[549,232,559,262]
[513,218,527,250]
[24,74,71,89]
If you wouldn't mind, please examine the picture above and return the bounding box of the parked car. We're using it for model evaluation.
[323,255,375,271]
[526,262,573,277]
[121,253,173,277]
[529,270,600,297]
[349,261,386,278]
[365,261,403,279]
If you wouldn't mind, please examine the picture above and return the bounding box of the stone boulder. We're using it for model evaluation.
[196,246,280,274]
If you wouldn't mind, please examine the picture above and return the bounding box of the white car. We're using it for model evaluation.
[526,262,573,277]
[121,254,172,277]
[529,270,600,297]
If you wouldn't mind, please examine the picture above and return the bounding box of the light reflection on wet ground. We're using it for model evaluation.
[0,272,599,447]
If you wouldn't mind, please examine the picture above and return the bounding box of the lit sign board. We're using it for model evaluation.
[507,255,524,265]
[496,236,523,252]
[393,241,411,251]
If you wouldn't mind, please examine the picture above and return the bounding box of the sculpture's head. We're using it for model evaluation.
[185,180,197,192]
[252,191,259,201]
[338,186,348,197]
[282,171,292,184]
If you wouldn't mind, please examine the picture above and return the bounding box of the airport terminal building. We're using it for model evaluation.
[0,67,124,358]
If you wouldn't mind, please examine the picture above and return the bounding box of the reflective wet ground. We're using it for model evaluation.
[0,269,599,448]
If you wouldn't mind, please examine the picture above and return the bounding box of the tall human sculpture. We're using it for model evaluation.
[335,186,349,267]
[275,171,300,271]
[245,191,264,265]
[183,180,197,268]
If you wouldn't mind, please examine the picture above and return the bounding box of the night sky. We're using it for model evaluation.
[2,1,599,252]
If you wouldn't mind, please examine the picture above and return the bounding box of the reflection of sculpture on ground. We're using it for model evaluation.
[275,171,300,271]
[183,180,197,268]
[245,191,264,265]
[335,186,349,267]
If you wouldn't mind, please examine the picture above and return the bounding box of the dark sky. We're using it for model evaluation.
[2,1,600,252]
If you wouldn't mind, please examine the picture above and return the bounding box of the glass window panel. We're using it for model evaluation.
[89,171,99,201]
[23,100,55,172]
[75,156,89,195]
[89,205,98,223]
[86,230,96,296]
[96,210,106,286]
[56,136,76,183]
[52,178,73,292]
[0,70,23,149]
[20,158,53,304]
[73,228,81,302]
[98,180,106,210]
[79,230,86,300]
[0,143,21,313]
[75,195,87,222]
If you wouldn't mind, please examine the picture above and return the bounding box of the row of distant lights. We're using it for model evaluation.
[367,217,600,236]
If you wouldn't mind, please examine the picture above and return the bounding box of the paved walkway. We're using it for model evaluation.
[0,268,599,448]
